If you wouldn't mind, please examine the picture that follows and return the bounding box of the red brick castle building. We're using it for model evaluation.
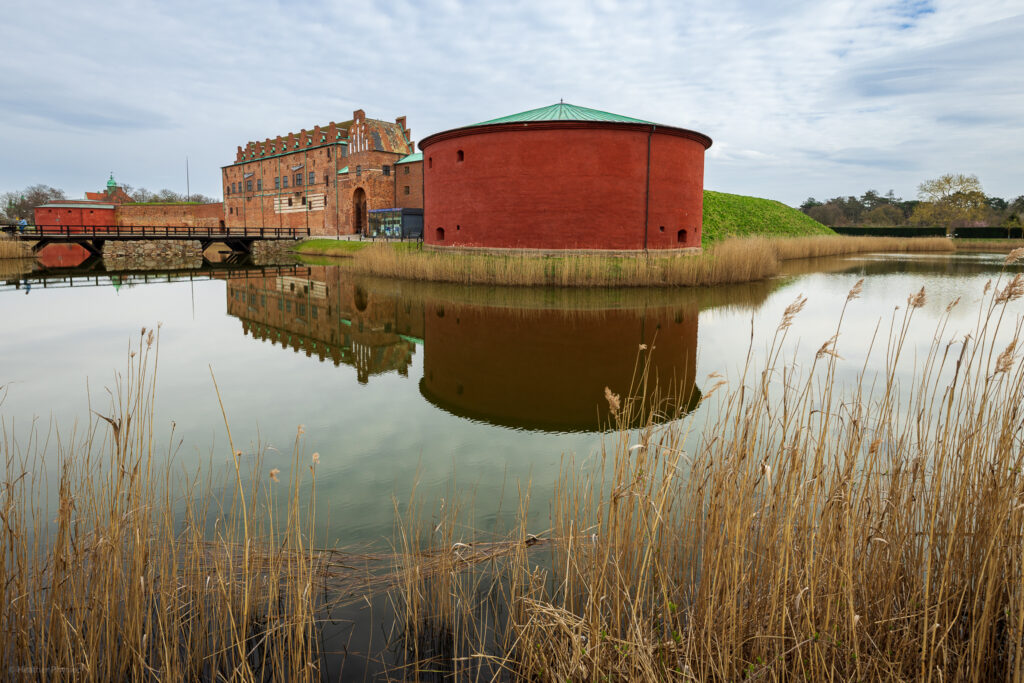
[222,109,424,236]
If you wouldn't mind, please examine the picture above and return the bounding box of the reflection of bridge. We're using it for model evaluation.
[10,225,308,256]
[1,264,312,293]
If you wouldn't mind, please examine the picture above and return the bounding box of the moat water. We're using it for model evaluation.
[1,250,1021,677]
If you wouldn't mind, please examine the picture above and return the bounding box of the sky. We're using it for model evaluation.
[3,0,1022,206]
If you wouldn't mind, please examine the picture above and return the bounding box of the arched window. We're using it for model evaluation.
[456,150,464,162]
[436,227,445,241]
[428,157,433,169]
[677,229,688,244]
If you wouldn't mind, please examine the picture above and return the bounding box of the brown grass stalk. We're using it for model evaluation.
[392,266,1024,681]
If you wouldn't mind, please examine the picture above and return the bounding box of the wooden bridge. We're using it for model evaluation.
[5,225,309,256]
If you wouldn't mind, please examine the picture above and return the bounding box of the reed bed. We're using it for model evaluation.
[393,251,1024,681]
[0,259,33,280]
[338,235,954,288]
[0,331,327,681]
[0,235,32,260]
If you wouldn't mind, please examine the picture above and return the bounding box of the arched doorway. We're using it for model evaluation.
[352,188,367,236]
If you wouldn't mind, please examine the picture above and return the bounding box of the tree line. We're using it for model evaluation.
[801,174,1023,229]
[1,184,218,222]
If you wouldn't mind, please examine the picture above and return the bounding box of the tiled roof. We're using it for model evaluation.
[472,102,655,126]
[395,152,422,165]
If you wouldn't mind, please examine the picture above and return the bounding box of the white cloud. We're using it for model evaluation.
[1,0,1020,205]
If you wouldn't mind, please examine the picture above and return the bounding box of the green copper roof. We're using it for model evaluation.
[337,166,349,174]
[395,152,422,165]
[472,102,655,126]
[106,172,117,188]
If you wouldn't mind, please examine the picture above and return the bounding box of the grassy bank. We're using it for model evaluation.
[702,189,834,242]
[5,258,1022,679]
[298,235,953,288]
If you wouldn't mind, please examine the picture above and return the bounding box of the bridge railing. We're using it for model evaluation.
[12,225,311,240]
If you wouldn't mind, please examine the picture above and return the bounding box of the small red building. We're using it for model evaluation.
[34,200,117,231]
[418,102,712,253]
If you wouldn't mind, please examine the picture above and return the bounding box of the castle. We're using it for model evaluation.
[222,109,423,236]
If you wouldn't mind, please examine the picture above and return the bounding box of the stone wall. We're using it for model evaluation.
[102,240,203,271]
[251,239,300,265]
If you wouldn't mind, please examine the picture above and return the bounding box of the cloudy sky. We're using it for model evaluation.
[3,0,1021,206]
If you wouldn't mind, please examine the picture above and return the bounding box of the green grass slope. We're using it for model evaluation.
[702,190,834,245]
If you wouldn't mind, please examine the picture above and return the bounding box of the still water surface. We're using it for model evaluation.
[1,252,1021,548]
[3,251,1022,677]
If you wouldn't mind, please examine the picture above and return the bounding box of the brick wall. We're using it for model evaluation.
[422,123,708,251]
[395,160,423,209]
[115,203,224,228]
[222,109,421,236]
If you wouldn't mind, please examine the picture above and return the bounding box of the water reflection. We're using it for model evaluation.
[226,269,421,383]
[224,268,778,432]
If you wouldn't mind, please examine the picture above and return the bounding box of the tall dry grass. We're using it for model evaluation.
[393,252,1024,681]
[0,330,325,680]
[340,235,954,288]
[0,234,32,260]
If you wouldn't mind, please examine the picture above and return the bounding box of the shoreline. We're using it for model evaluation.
[292,234,955,288]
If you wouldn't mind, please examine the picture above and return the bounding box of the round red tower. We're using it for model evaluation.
[418,103,712,253]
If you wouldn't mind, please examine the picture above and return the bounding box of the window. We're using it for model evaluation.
[282,176,289,188]
[308,172,315,185]
[257,179,262,191]
[404,185,410,195]
[404,165,410,175]
[229,207,233,214]
[301,196,306,205]
[246,180,253,192]
[356,165,361,176]
[428,157,433,169]
[287,197,293,207]
[677,229,688,244]
[275,177,280,189]
[326,147,331,160]
[294,173,303,186]
[226,185,231,195]
[435,227,445,241]
[457,150,464,162]
[382,165,390,176]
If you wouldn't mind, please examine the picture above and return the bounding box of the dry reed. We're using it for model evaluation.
[392,264,1024,681]
[338,235,954,288]
[0,235,32,260]
[0,330,326,680]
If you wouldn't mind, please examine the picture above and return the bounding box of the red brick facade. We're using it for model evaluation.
[34,201,117,230]
[222,110,423,236]
[420,118,711,252]
[116,203,224,228]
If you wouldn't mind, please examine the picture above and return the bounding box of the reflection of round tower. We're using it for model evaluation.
[418,103,712,252]
[419,303,700,432]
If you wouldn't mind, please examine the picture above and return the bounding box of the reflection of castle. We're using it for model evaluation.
[225,268,424,384]
[419,302,700,432]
